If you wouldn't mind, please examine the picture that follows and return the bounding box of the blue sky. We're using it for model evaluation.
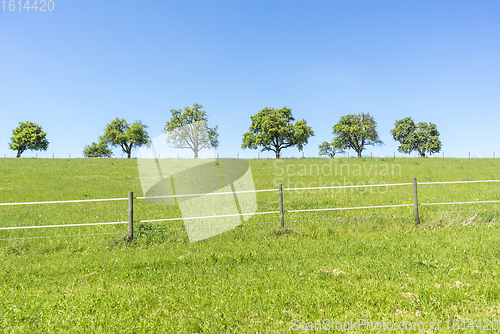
[1,0,499,158]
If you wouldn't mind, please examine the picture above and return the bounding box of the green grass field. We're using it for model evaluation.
[1,157,500,333]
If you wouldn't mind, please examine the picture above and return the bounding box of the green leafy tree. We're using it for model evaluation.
[332,113,383,158]
[242,106,314,159]
[391,117,442,157]
[100,118,150,159]
[9,121,49,158]
[318,141,344,158]
[164,103,219,158]
[83,141,113,158]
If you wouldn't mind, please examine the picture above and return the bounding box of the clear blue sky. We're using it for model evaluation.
[1,0,499,158]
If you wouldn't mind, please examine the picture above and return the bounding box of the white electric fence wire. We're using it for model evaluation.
[0,189,277,207]
[286,200,500,215]
[0,212,280,231]
[0,197,129,206]
[139,221,277,233]
[419,180,500,185]
[284,182,412,191]
[421,200,500,206]
[287,203,413,214]
[0,179,498,206]
[135,211,279,223]
[0,231,124,241]
[0,221,127,231]
[135,188,277,200]
[2,201,499,231]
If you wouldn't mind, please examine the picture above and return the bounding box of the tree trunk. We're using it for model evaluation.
[127,152,131,159]
[194,150,198,159]
[275,150,280,159]
[419,151,425,157]
[16,152,21,158]
[357,152,362,158]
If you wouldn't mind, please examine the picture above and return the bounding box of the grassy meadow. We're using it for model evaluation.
[0,157,500,332]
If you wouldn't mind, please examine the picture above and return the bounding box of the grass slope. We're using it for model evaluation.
[0,158,499,332]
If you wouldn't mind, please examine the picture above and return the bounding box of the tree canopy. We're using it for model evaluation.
[241,106,314,159]
[100,118,150,158]
[318,141,344,158]
[164,103,219,158]
[391,117,442,157]
[83,141,113,158]
[9,121,49,158]
[332,113,383,157]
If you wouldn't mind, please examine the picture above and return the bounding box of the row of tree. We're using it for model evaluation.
[7,104,441,159]
[240,107,441,158]
[318,114,441,158]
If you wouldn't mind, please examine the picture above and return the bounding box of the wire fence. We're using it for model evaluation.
[1,151,499,159]
[1,179,500,242]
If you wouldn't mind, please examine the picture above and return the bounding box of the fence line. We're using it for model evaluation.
[421,200,500,206]
[0,231,124,241]
[2,179,499,207]
[419,180,500,185]
[0,221,128,231]
[135,211,280,224]
[284,182,412,191]
[1,178,500,238]
[0,197,129,206]
[287,204,413,214]
[2,152,498,159]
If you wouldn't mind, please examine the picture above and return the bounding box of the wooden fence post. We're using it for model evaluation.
[128,191,134,241]
[413,178,420,225]
[279,184,284,228]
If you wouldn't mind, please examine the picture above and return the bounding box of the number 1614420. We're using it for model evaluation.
[2,0,54,11]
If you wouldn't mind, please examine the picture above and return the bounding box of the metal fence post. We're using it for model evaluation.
[413,178,420,225]
[128,191,134,241]
[279,184,284,228]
